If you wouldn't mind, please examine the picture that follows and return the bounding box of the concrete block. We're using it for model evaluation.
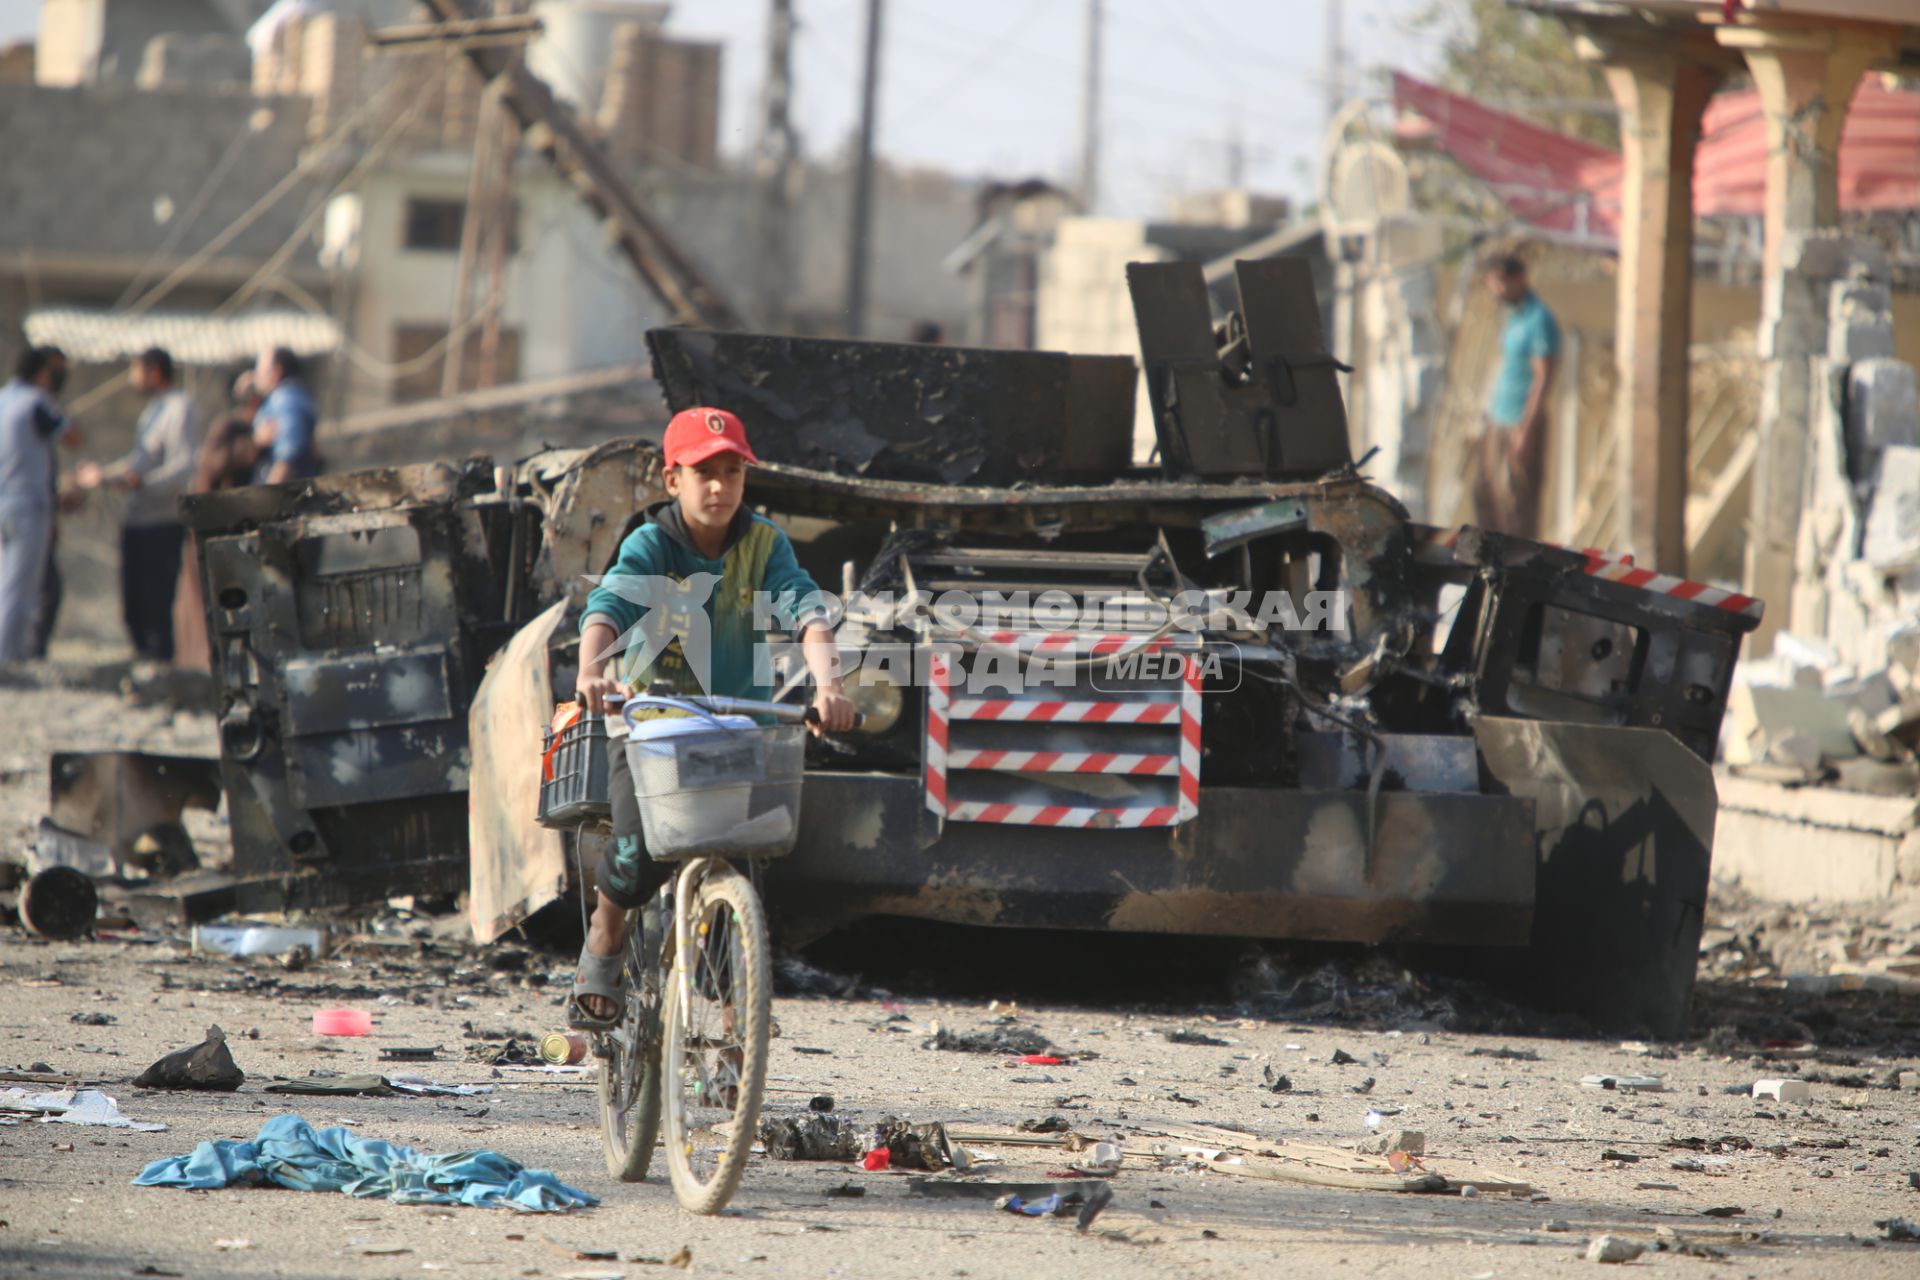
[1752,1078,1812,1103]
[1828,278,1895,362]
[1845,358,1919,483]
[1713,772,1916,901]
[1897,831,1920,885]
[1864,446,1920,571]
[1356,1129,1424,1156]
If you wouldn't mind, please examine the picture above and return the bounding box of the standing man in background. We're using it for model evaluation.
[251,347,320,484]
[1474,255,1559,540]
[0,346,76,663]
[75,347,202,662]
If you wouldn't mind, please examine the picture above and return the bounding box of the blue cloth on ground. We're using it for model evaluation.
[133,1113,597,1213]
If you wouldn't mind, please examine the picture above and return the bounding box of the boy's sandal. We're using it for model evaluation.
[568,944,625,1031]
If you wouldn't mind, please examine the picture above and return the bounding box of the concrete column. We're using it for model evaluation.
[1600,53,1721,576]
[1719,25,1894,650]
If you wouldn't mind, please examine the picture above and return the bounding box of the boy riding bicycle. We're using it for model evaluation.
[570,406,854,1027]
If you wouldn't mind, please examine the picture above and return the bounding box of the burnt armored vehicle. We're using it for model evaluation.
[189,262,1758,1036]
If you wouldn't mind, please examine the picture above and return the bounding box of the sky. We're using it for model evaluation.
[0,0,1450,215]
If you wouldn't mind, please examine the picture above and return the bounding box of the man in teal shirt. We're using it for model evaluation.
[1475,255,1559,539]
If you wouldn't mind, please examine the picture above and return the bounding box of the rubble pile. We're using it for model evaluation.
[1722,628,1920,790]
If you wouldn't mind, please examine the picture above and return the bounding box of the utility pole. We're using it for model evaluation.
[1076,0,1102,213]
[445,3,526,395]
[756,0,798,332]
[1323,0,1346,132]
[845,0,884,338]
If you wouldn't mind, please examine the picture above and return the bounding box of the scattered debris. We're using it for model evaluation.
[809,1095,835,1112]
[1467,1046,1541,1062]
[264,1074,396,1097]
[0,1088,166,1131]
[19,866,98,939]
[1019,1115,1071,1135]
[68,1012,115,1026]
[1699,1206,1746,1219]
[379,1047,441,1063]
[1072,1142,1122,1176]
[191,924,328,960]
[133,1025,243,1092]
[1579,1074,1666,1092]
[924,1025,1053,1055]
[1329,1048,1359,1065]
[760,1114,862,1162]
[1356,1130,1425,1157]
[312,1008,372,1037]
[1878,1218,1919,1242]
[997,1182,1113,1231]
[1261,1067,1292,1093]
[1164,1029,1231,1047]
[542,1237,618,1262]
[1584,1235,1646,1264]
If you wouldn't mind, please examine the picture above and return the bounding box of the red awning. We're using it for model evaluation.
[1391,71,1920,238]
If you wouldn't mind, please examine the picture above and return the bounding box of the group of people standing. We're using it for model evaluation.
[0,344,321,667]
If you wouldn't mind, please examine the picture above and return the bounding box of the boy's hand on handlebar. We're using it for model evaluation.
[809,687,857,736]
[577,672,628,715]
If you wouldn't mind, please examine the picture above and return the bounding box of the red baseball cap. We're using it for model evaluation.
[663,406,759,468]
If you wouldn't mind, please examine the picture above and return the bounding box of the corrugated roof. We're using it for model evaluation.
[23,309,342,365]
[1392,71,1920,238]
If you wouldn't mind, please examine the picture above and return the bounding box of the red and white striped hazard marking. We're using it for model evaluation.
[1581,555,1763,619]
[925,649,952,816]
[973,631,1176,655]
[925,641,1204,827]
[950,698,1181,724]
[1419,526,1762,621]
[943,802,1184,827]
[945,748,1179,776]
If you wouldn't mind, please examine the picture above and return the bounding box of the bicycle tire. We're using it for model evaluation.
[661,862,771,1215]
[597,909,662,1181]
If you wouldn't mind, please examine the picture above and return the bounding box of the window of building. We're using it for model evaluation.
[402,197,520,254]
[403,198,467,252]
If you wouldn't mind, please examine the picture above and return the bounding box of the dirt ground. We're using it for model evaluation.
[3,683,1920,1280]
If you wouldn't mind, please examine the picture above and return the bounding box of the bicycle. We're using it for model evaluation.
[590,687,844,1215]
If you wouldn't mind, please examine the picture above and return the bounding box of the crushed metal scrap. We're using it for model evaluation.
[186,262,1760,1036]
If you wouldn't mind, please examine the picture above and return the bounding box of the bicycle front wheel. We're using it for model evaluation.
[660,862,771,1215]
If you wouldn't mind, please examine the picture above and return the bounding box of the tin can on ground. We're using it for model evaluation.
[540,1031,588,1065]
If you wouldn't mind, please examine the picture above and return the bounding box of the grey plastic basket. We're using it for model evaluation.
[627,721,807,860]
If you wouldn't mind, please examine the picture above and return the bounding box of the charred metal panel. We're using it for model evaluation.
[183,458,540,909]
[1476,717,1718,1038]
[1130,259,1354,479]
[646,329,1136,486]
[1452,528,1759,762]
[283,647,454,735]
[48,752,222,870]
[1233,257,1352,475]
[767,773,1535,946]
[286,724,469,809]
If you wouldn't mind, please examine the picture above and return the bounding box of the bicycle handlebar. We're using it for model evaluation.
[615,687,864,730]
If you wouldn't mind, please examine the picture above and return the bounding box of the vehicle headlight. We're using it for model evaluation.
[843,663,904,734]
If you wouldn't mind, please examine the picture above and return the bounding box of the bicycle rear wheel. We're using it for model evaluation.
[660,862,771,1214]
[597,904,662,1181]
